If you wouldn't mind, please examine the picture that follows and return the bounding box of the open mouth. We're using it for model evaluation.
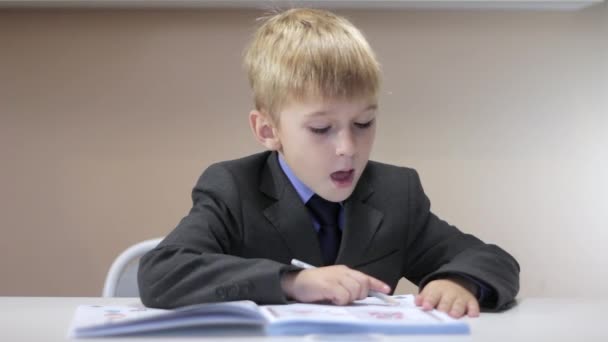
[330,169,355,187]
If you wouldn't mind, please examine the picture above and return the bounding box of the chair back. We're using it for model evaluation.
[102,237,163,297]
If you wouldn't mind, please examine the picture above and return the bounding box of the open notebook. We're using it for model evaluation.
[68,294,469,337]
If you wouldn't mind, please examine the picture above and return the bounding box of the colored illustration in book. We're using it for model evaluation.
[367,311,405,320]
[103,309,127,321]
[267,306,349,318]
[86,305,152,323]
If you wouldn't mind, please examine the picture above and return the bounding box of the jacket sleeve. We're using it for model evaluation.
[137,163,297,309]
[402,169,520,311]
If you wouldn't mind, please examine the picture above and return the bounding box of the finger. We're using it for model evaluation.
[366,275,391,294]
[345,273,369,300]
[415,293,424,306]
[339,275,362,302]
[466,299,480,318]
[436,293,455,313]
[420,290,441,311]
[347,269,391,294]
[349,270,380,296]
[448,299,466,318]
[328,284,352,306]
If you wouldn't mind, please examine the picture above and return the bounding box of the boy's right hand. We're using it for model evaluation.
[280,265,391,305]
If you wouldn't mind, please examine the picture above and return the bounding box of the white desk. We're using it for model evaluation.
[1,297,605,341]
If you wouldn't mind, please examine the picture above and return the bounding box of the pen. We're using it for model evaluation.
[290,258,399,306]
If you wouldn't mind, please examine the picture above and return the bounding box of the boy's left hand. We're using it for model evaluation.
[415,278,480,318]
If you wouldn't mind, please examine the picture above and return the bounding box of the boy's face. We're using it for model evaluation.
[274,97,377,202]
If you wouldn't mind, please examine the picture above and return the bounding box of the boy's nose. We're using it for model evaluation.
[335,131,355,157]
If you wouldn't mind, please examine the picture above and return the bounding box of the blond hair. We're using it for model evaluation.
[244,8,381,121]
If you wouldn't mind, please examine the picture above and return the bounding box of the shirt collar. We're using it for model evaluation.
[278,153,315,204]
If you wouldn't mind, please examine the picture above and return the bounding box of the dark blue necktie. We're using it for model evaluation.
[306,194,341,266]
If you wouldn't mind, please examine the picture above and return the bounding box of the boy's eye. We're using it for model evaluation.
[309,126,331,134]
[354,119,375,129]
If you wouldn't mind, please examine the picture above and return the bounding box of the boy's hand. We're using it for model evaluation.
[281,265,391,305]
[415,278,480,318]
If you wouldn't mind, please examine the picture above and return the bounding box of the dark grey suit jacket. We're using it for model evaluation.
[138,151,519,310]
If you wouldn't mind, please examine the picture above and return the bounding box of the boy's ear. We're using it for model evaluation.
[249,110,282,151]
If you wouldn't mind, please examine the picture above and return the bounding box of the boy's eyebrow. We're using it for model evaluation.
[305,104,378,117]
[365,104,378,112]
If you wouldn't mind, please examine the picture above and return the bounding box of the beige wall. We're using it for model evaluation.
[1,5,606,297]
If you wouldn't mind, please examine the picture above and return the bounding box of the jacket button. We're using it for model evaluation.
[215,287,227,299]
[228,284,239,298]
[240,283,250,296]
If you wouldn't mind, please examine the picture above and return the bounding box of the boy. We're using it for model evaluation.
[138,8,519,318]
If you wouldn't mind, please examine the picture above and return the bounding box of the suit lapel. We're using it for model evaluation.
[260,152,324,266]
[259,153,384,267]
[336,172,384,267]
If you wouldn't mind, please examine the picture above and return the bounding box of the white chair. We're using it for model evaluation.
[102,237,163,297]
